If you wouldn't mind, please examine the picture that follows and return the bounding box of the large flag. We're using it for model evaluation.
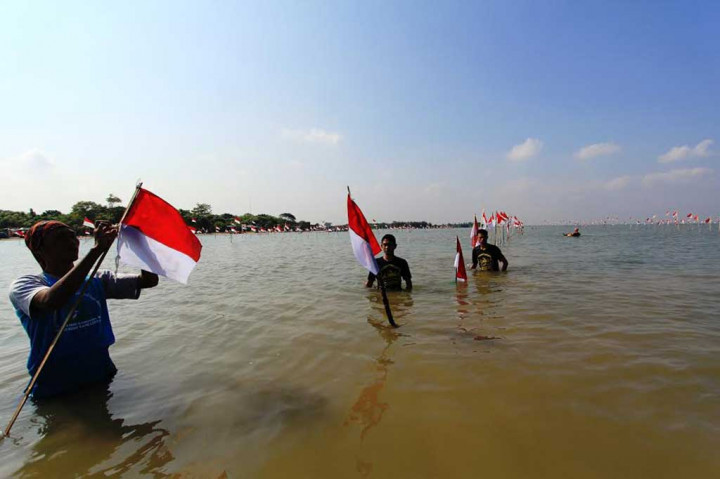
[83,217,95,229]
[347,193,380,275]
[454,236,467,282]
[117,188,203,284]
[470,215,479,249]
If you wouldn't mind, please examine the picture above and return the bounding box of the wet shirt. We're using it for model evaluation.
[472,244,505,271]
[9,270,141,397]
[368,256,412,290]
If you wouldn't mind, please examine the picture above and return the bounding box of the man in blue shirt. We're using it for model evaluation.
[9,220,158,398]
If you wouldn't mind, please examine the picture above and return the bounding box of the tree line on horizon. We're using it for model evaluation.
[0,194,467,233]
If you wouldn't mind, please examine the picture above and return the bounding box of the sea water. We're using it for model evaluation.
[1,225,719,477]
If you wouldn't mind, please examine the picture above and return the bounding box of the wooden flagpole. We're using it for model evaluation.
[3,182,143,438]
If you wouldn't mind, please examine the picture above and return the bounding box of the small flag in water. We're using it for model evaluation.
[454,236,467,282]
[117,188,203,284]
[347,192,380,275]
[83,217,95,229]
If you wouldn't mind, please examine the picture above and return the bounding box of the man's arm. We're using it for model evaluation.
[365,272,376,288]
[402,260,412,291]
[470,247,478,269]
[31,223,116,311]
[498,251,508,272]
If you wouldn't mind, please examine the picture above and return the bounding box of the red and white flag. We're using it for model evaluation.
[454,236,467,282]
[470,215,479,248]
[188,226,197,234]
[117,188,203,284]
[83,217,95,229]
[481,209,488,227]
[347,193,380,275]
[488,213,496,228]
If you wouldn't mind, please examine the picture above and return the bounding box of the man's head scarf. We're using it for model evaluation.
[25,220,70,255]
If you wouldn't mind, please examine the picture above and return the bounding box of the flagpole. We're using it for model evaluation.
[347,187,396,328]
[378,274,397,328]
[3,182,142,438]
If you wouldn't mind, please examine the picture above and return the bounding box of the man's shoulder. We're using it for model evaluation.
[9,274,48,314]
[10,273,47,292]
[392,256,409,266]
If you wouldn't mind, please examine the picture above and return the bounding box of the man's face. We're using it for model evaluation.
[381,239,397,255]
[478,233,488,246]
[41,226,80,265]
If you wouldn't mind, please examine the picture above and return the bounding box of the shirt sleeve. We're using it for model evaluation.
[9,275,48,317]
[96,270,142,300]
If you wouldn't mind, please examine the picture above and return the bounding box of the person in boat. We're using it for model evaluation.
[8,220,158,398]
[565,227,581,237]
[471,229,508,272]
[365,234,412,291]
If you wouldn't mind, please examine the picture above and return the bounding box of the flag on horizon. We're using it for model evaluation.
[454,236,467,282]
[481,209,488,227]
[117,188,203,284]
[470,215,479,249]
[83,217,94,229]
[347,193,380,275]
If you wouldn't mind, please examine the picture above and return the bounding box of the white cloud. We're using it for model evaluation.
[575,142,621,160]
[603,175,632,190]
[0,149,55,181]
[423,182,446,196]
[281,128,342,145]
[642,167,713,187]
[658,139,713,163]
[506,138,543,162]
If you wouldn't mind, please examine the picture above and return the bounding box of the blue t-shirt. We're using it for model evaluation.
[9,271,141,397]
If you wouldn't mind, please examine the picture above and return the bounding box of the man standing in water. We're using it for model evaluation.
[365,234,412,291]
[9,220,158,398]
[471,229,508,272]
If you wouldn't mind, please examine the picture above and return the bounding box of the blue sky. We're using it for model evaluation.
[1,1,718,224]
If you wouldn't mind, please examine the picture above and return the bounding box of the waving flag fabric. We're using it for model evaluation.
[347,193,380,275]
[83,217,94,229]
[454,236,467,282]
[117,188,203,284]
[470,215,479,249]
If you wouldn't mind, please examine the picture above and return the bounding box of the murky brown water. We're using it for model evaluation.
[1,225,719,477]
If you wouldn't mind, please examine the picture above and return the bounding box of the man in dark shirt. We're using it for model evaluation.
[471,229,508,272]
[365,234,412,291]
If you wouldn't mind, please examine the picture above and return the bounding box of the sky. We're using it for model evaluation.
[1,0,718,224]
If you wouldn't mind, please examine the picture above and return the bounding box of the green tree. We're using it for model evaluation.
[106,193,122,208]
[279,212,296,222]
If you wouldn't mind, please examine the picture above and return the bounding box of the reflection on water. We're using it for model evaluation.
[344,294,413,476]
[1,227,719,477]
[14,382,170,478]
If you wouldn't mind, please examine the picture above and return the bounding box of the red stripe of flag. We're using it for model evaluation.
[122,188,202,261]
